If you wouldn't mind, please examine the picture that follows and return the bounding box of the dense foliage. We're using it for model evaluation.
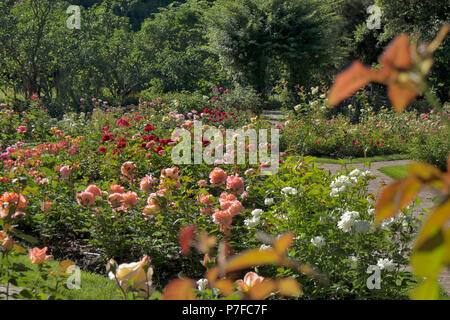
[0,0,447,114]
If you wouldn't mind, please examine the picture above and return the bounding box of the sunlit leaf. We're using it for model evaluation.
[247,280,277,300]
[408,162,442,183]
[277,278,302,297]
[414,198,450,249]
[218,241,233,271]
[195,231,217,254]
[162,278,196,300]
[410,279,440,300]
[375,176,422,225]
[59,260,76,272]
[215,279,235,297]
[443,229,450,266]
[327,61,381,106]
[224,249,281,273]
[388,82,419,113]
[427,24,450,54]
[411,243,445,279]
[12,244,26,253]
[379,34,412,72]
[205,266,220,284]
[273,232,294,254]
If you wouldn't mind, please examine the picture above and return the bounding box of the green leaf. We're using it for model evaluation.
[410,279,440,300]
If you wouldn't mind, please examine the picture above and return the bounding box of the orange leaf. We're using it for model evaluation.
[273,232,294,254]
[408,162,442,182]
[205,266,220,284]
[415,197,450,250]
[388,82,419,112]
[214,279,235,297]
[224,249,281,273]
[379,34,412,72]
[375,176,422,226]
[277,278,302,297]
[327,61,382,106]
[162,278,196,300]
[427,24,450,54]
[195,231,217,254]
[247,280,278,300]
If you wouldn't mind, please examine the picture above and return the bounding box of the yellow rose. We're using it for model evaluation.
[108,256,153,297]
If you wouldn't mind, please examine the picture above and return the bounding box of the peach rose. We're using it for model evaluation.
[121,161,136,179]
[140,175,157,193]
[121,191,139,208]
[197,179,208,187]
[76,191,95,208]
[108,193,123,208]
[85,184,101,197]
[162,166,179,180]
[209,168,227,186]
[0,231,14,251]
[29,247,53,264]
[219,192,237,206]
[226,174,245,195]
[224,200,244,217]
[198,194,214,205]
[110,184,125,194]
[143,203,160,216]
[212,209,233,233]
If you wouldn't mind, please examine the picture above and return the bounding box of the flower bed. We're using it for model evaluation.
[0,96,424,300]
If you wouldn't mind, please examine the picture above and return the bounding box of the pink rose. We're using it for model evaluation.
[76,191,95,207]
[110,184,125,194]
[108,193,123,208]
[121,161,136,179]
[236,272,265,292]
[209,168,227,186]
[140,175,157,193]
[85,184,101,197]
[59,165,71,179]
[121,191,139,208]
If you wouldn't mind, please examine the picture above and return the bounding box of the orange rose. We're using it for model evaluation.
[0,231,14,251]
[29,247,53,264]
[0,192,28,218]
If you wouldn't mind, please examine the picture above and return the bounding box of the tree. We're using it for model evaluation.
[0,0,65,101]
[355,0,450,102]
[78,0,153,104]
[205,0,345,101]
[139,0,222,93]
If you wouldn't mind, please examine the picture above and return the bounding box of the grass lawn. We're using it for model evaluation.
[378,165,409,179]
[312,154,410,165]
[1,253,124,300]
